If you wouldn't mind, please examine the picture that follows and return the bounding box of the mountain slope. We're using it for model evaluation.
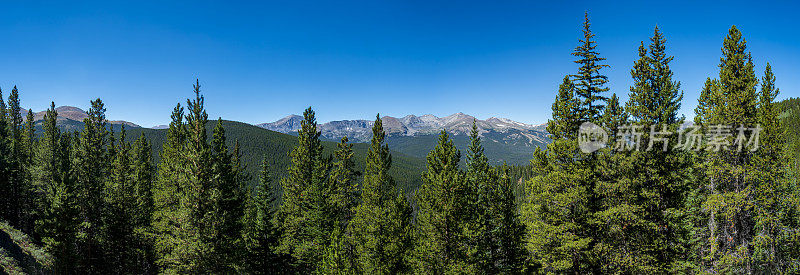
[24,106,140,128]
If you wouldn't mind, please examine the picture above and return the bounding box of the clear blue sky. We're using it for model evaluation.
[1,0,798,127]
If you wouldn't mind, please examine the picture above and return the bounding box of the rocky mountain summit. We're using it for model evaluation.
[258,113,549,146]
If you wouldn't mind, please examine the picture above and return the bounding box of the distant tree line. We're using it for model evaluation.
[0,12,798,274]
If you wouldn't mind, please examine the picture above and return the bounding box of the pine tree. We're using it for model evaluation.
[161,81,237,273]
[131,133,155,273]
[278,107,331,271]
[523,75,594,273]
[549,76,581,140]
[103,126,139,272]
[693,26,761,273]
[6,87,25,227]
[412,130,473,273]
[0,88,11,229]
[153,81,238,273]
[749,63,800,272]
[319,136,359,273]
[494,163,527,272]
[210,118,245,271]
[349,115,413,274]
[152,103,186,272]
[593,27,691,273]
[571,12,610,122]
[73,98,111,272]
[33,103,79,273]
[244,156,290,274]
[20,108,36,233]
[467,121,525,273]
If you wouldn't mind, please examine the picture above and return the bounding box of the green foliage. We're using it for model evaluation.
[349,115,413,274]
[592,27,692,273]
[522,14,610,272]
[73,98,111,272]
[278,107,332,271]
[571,12,610,121]
[466,121,526,273]
[691,26,799,273]
[243,156,292,273]
[31,103,79,273]
[412,130,475,273]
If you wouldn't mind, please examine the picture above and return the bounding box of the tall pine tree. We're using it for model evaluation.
[152,103,186,271]
[523,76,595,273]
[278,107,332,271]
[244,156,290,273]
[412,130,473,273]
[692,26,768,273]
[32,102,79,273]
[349,115,413,274]
[466,121,525,273]
[73,98,111,272]
[571,12,610,122]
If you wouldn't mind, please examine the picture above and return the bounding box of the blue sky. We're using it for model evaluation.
[1,1,798,127]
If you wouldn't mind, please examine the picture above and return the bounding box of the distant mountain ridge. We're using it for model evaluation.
[258,113,550,165]
[22,106,141,128]
[259,113,547,142]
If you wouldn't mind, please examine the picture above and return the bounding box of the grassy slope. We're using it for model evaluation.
[0,222,52,274]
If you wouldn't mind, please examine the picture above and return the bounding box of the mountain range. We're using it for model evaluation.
[23,105,550,166]
[258,113,550,164]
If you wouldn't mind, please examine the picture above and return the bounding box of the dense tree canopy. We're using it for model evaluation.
[0,14,798,275]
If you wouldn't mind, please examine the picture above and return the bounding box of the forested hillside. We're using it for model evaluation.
[0,13,798,274]
[124,121,427,196]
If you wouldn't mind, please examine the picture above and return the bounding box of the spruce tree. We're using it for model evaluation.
[20,108,36,232]
[319,136,359,273]
[167,81,231,272]
[210,118,245,270]
[153,81,240,273]
[523,76,594,273]
[131,133,155,273]
[749,63,799,272]
[103,126,139,272]
[0,88,11,229]
[349,115,413,274]
[278,107,331,271]
[244,156,289,274]
[412,130,473,273]
[466,121,525,273]
[73,98,111,272]
[152,103,186,271]
[693,26,761,273]
[594,27,691,273]
[6,87,25,227]
[571,12,610,121]
[33,103,79,273]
